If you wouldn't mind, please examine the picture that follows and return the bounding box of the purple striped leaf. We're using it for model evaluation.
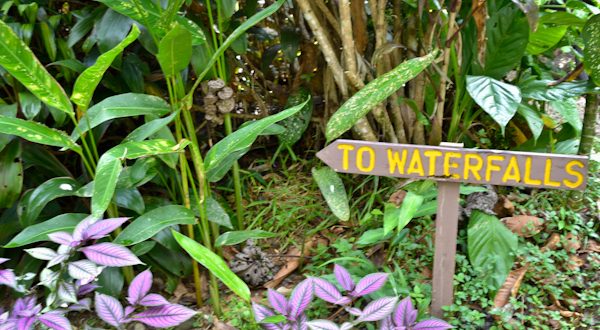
[334,297,352,305]
[68,260,102,285]
[298,313,308,330]
[131,304,196,328]
[68,298,91,312]
[288,279,314,319]
[124,306,135,318]
[0,258,8,265]
[267,289,289,315]
[83,217,129,240]
[13,297,36,315]
[58,282,78,304]
[356,297,397,322]
[251,303,284,330]
[139,294,170,307]
[80,243,142,267]
[346,307,362,316]
[339,322,353,330]
[95,293,124,327]
[47,232,73,246]
[312,278,343,304]
[16,316,35,330]
[412,319,453,330]
[393,297,417,327]
[0,321,16,330]
[333,265,354,292]
[72,217,96,241]
[350,273,388,297]
[38,312,72,330]
[127,269,152,305]
[0,269,16,288]
[24,248,57,261]
[77,283,99,296]
[306,320,340,330]
[380,316,394,330]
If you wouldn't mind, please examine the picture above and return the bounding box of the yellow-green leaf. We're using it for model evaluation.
[157,23,192,77]
[0,116,79,151]
[0,20,73,115]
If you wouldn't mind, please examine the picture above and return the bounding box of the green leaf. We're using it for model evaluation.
[0,141,22,208]
[206,196,232,229]
[19,92,41,120]
[123,112,178,142]
[214,230,277,247]
[356,228,393,246]
[259,315,287,324]
[0,116,79,151]
[0,20,73,115]
[466,76,522,133]
[115,188,145,214]
[114,205,195,246]
[91,139,188,218]
[4,213,87,248]
[550,99,582,131]
[519,79,595,101]
[71,25,140,109]
[131,240,156,256]
[312,167,350,221]
[204,96,309,182]
[172,230,251,301]
[97,0,206,45]
[278,88,313,147]
[96,266,124,297]
[325,51,437,141]
[0,104,18,152]
[157,23,192,77]
[516,104,543,141]
[539,12,586,27]
[412,200,437,218]
[526,25,567,55]
[383,192,424,235]
[71,93,170,141]
[194,0,285,82]
[584,14,600,86]
[485,5,529,79]
[19,177,82,227]
[468,210,518,291]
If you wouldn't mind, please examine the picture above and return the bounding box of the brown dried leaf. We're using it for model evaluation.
[494,195,515,218]
[502,215,543,237]
[585,239,600,253]
[493,266,528,308]
[566,255,584,271]
[564,233,581,253]
[472,0,487,65]
[263,239,315,289]
[388,189,407,206]
[542,233,561,252]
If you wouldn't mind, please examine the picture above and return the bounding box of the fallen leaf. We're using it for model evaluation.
[502,215,543,237]
[563,233,581,253]
[493,266,528,308]
[559,310,582,318]
[565,255,584,271]
[542,233,561,252]
[388,189,407,206]
[493,195,515,218]
[584,239,600,253]
[263,239,315,289]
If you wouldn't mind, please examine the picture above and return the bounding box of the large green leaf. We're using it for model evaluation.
[466,76,522,133]
[71,93,170,141]
[526,25,567,55]
[71,25,140,109]
[215,230,277,247]
[468,211,518,291]
[19,177,82,227]
[484,5,529,79]
[204,96,310,182]
[383,192,424,235]
[97,0,206,45]
[278,88,313,147]
[0,116,79,151]
[206,196,232,229]
[172,230,251,301]
[584,14,600,86]
[4,213,87,248]
[114,205,195,246]
[312,167,350,221]
[91,139,188,218]
[123,112,178,143]
[0,20,73,116]
[157,23,192,77]
[0,141,22,208]
[519,79,595,101]
[114,187,145,214]
[539,12,586,27]
[550,99,582,131]
[516,104,543,141]
[325,51,437,142]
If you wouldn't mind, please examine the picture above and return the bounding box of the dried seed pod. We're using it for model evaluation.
[217,98,236,113]
[204,104,217,114]
[213,115,224,125]
[207,79,225,93]
[229,240,274,286]
[217,86,234,100]
[204,94,218,105]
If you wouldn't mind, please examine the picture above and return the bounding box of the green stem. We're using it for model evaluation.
[224,113,244,229]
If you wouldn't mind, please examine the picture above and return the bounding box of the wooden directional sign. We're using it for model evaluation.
[317,139,590,317]
[317,139,589,190]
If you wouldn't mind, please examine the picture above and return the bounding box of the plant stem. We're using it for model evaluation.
[224,113,244,229]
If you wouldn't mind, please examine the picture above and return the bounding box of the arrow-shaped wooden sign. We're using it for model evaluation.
[317,139,589,190]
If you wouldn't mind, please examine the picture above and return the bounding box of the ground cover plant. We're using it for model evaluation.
[0,0,598,329]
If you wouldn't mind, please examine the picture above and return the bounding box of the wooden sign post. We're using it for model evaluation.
[317,139,589,317]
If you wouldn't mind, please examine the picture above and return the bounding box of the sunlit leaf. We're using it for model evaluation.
[466,75,521,133]
[312,167,350,221]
